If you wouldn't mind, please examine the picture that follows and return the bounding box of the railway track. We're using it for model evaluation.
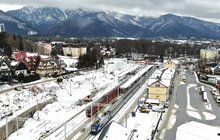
[39,66,155,140]
[85,66,156,140]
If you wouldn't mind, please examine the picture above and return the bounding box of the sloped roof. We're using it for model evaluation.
[176,121,220,140]
[148,79,170,87]
[11,61,29,71]
[98,121,132,140]
[162,68,175,79]
[164,59,179,65]
[149,69,163,79]
[0,58,13,72]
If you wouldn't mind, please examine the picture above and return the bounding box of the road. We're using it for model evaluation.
[157,67,220,140]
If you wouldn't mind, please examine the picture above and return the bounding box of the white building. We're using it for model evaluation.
[62,44,87,57]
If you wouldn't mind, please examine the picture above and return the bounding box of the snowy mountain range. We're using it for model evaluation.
[2,6,220,38]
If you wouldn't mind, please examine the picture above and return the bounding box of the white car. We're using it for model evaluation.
[152,106,165,113]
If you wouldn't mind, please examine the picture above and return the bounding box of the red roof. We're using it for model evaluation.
[15,51,27,61]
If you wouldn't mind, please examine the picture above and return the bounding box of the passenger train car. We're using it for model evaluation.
[86,65,155,135]
[86,87,118,117]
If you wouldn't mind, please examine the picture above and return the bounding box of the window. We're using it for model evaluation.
[156,84,160,87]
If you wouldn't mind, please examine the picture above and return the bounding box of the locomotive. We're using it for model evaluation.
[91,111,112,134]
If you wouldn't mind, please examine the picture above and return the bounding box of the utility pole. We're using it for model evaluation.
[37,98,39,120]
[5,117,8,140]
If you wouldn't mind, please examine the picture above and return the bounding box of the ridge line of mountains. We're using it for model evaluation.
[0,6,220,39]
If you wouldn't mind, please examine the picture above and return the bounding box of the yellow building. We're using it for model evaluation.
[62,44,87,57]
[200,49,220,63]
[148,79,170,102]
[164,59,178,70]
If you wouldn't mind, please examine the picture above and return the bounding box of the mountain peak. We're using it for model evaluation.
[3,7,220,38]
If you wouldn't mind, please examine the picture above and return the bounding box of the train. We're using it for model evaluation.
[91,111,112,134]
[86,87,118,117]
[86,65,154,117]
[86,65,155,135]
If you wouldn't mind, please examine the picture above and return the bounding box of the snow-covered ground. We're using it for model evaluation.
[0,58,141,140]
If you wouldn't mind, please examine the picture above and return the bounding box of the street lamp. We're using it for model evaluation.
[69,79,72,96]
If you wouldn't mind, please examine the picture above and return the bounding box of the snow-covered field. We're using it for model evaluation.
[0,58,141,140]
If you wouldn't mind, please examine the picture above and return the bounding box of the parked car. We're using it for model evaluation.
[152,105,165,113]
[210,87,219,96]
[14,87,21,91]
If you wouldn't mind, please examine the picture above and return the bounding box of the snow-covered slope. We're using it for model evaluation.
[0,10,36,35]
[7,6,67,33]
[5,7,220,38]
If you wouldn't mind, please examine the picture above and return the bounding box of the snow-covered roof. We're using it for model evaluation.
[59,55,78,67]
[26,52,38,57]
[164,68,175,74]
[162,69,175,80]
[120,66,152,89]
[11,61,19,67]
[147,79,158,86]
[99,121,132,140]
[117,65,139,78]
[176,121,220,140]
[160,79,171,87]
[149,69,162,79]
[148,79,170,87]
[64,67,78,71]
[161,73,172,80]
[164,59,179,65]
[40,55,50,59]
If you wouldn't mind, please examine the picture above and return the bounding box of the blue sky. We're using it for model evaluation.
[0,0,220,23]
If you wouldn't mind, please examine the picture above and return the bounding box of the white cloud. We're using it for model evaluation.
[0,4,24,12]
[0,0,220,23]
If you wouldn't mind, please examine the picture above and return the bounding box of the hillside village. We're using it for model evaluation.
[1,30,220,140]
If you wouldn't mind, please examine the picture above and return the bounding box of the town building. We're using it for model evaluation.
[36,56,54,77]
[200,48,220,63]
[11,61,29,76]
[14,51,40,73]
[164,59,178,70]
[147,79,170,102]
[62,44,87,57]
[147,68,175,102]
[0,58,13,83]
[34,42,52,55]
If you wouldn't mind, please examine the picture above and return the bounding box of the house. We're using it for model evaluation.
[36,56,61,77]
[14,51,40,73]
[0,58,13,82]
[11,61,29,76]
[147,67,176,102]
[147,79,170,102]
[164,59,178,70]
[53,56,66,73]
[36,57,52,77]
